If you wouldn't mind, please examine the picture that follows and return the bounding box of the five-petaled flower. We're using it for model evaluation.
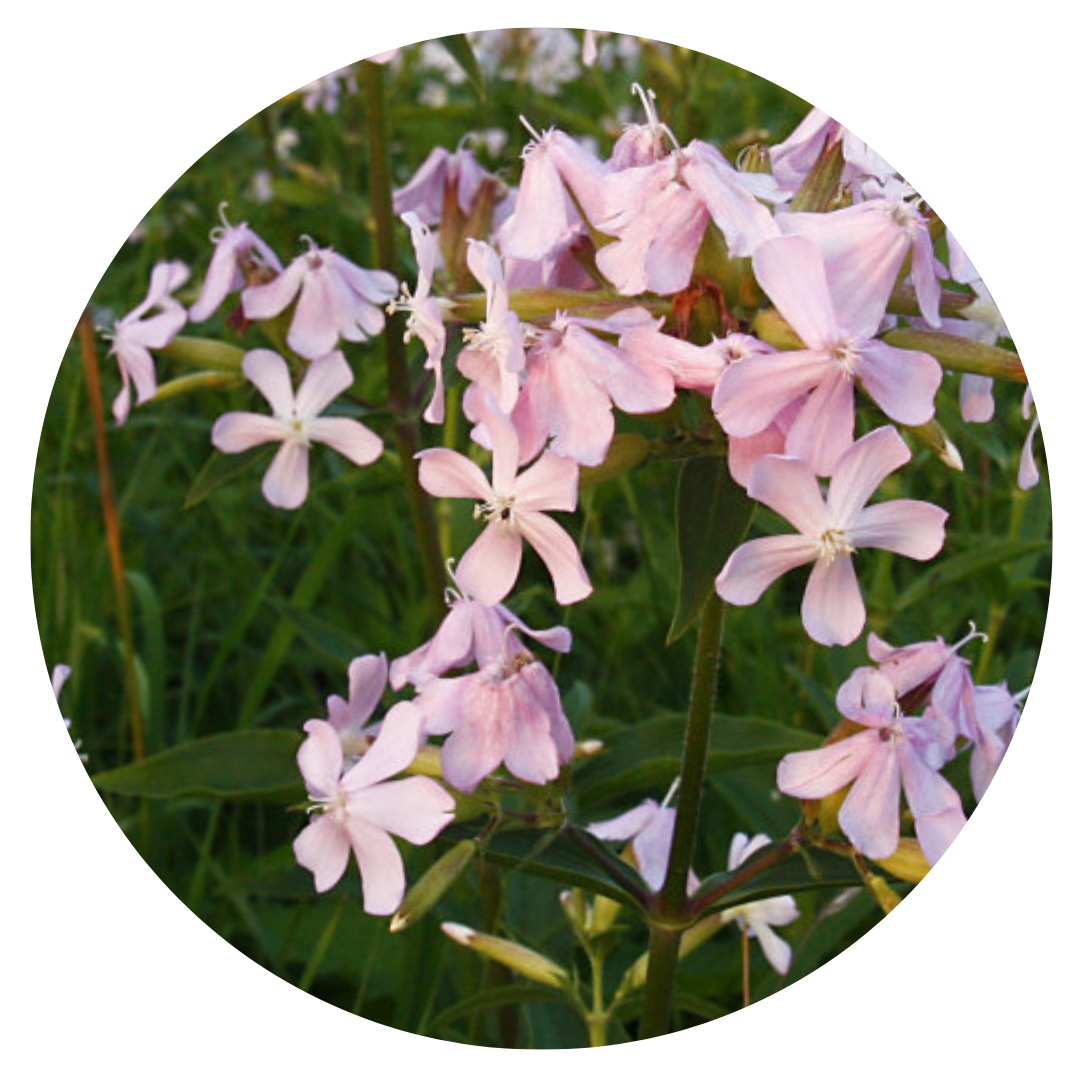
[212,349,383,510]
[715,426,947,646]
[416,392,592,606]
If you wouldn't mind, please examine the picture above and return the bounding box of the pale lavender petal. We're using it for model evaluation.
[416,448,493,501]
[514,511,593,605]
[715,535,819,606]
[782,367,854,477]
[1019,415,1041,490]
[856,341,941,426]
[913,803,966,866]
[262,440,309,509]
[750,235,839,350]
[473,392,521,494]
[242,349,296,416]
[848,500,947,559]
[746,454,827,537]
[633,807,677,892]
[960,374,995,423]
[565,325,675,415]
[306,417,383,466]
[345,654,389,727]
[346,776,454,844]
[455,522,523,607]
[838,740,901,860]
[344,818,406,915]
[440,681,510,792]
[212,412,284,453]
[587,800,660,843]
[295,352,353,418]
[746,918,793,975]
[519,663,575,764]
[344,701,424,789]
[502,676,563,787]
[297,719,345,798]
[329,253,398,305]
[776,729,879,798]
[826,425,911,527]
[294,813,350,893]
[288,266,341,359]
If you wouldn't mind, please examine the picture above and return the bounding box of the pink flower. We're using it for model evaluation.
[108,260,190,425]
[188,205,283,323]
[777,702,966,865]
[242,239,397,360]
[393,145,505,227]
[413,646,574,793]
[293,709,455,915]
[587,793,698,893]
[318,653,390,764]
[212,349,383,510]
[715,426,948,646]
[390,570,571,691]
[712,234,942,476]
[417,393,592,606]
[719,833,799,975]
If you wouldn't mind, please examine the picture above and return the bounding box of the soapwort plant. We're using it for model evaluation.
[42,30,1046,1048]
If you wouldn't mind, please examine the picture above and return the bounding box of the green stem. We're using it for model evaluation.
[362,60,446,623]
[638,593,727,1040]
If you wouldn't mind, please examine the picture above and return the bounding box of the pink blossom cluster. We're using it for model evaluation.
[777,627,1023,865]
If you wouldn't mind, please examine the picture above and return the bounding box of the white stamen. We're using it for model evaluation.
[818,527,855,564]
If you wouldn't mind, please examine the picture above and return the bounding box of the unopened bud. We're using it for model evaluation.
[391,840,478,933]
[158,335,245,372]
[736,144,772,175]
[153,371,243,403]
[789,140,845,214]
[907,419,964,472]
[866,874,902,914]
[871,838,931,884]
[440,923,571,989]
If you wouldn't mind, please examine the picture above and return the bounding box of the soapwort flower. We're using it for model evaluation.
[417,393,591,606]
[294,709,455,915]
[715,426,947,646]
[212,349,383,509]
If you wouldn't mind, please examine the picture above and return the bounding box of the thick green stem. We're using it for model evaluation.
[638,593,727,1039]
[362,61,446,622]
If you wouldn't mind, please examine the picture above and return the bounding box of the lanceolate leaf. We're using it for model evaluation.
[668,455,755,644]
[438,34,486,101]
[431,984,569,1034]
[91,729,303,802]
[184,446,275,510]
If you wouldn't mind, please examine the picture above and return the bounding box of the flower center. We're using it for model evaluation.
[818,527,855,564]
[828,338,860,375]
[462,321,511,364]
[474,493,516,526]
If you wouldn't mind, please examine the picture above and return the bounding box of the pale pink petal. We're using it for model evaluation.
[746,918,793,975]
[344,701,425,789]
[242,349,296,416]
[588,800,660,843]
[344,818,406,915]
[848,500,947,559]
[306,417,383,466]
[565,325,675,415]
[782,367,854,477]
[753,895,800,928]
[416,448,493,501]
[413,676,466,737]
[801,554,865,646]
[288,266,340,359]
[440,680,510,792]
[212,412,284,453]
[242,258,306,320]
[1019,415,1041,490]
[913,803,966,866]
[632,807,677,892]
[838,740,901,860]
[297,719,345,798]
[513,451,579,513]
[502,676,563,787]
[712,349,833,438]
[746,454,827,537]
[514,511,593,605]
[856,341,941,426]
[750,235,839,349]
[346,776,454,844]
[472,392,521,494]
[339,654,388,726]
[715,535,819,606]
[519,662,575,764]
[727,425,788,488]
[455,522,524,606]
[826,425,911,527]
[295,352,353,418]
[294,813,351,893]
[960,374,995,423]
[262,440,309,509]
[329,253,398,305]
[776,729,880,798]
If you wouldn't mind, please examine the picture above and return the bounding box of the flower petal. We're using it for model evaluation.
[347,775,454,844]
[838,741,901,860]
[750,235,839,349]
[856,341,941,426]
[293,813,350,893]
[848,500,947,559]
[297,719,345,798]
[344,818,406,915]
[715,535,818,607]
[344,701,424,789]
[416,447,493,501]
[455,522,523,607]
[242,349,296,416]
[746,454,827,537]
[514,511,592,605]
[212,412,283,454]
[295,351,353,417]
[262,440,310,509]
[826,425,911,527]
[777,729,879,799]
[306,416,383,466]
[802,554,865,646]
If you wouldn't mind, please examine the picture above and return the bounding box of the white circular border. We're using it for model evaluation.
[8,3,1074,1075]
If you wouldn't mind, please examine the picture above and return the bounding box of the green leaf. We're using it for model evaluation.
[430,984,569,1034]
[439,824,649,910]
[897,538,1051,611]
[91,729,303,802]
[692,842,865,916]
[266,598,367,665]
[437,34,486,101]
[668,455,754,644]
[578,714,821,809]
[184,446,275,510]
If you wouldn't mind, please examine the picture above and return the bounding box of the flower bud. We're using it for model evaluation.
[158,335,245,372]
[866,873,903,914]
[788,140,845,214]
[390,840,478,933]
[907,419,964,472]
[440,923,571,989]
[870,837,931,884]
[153,371,243,403]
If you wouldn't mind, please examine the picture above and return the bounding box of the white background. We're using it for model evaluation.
[6,2,1075,1075]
